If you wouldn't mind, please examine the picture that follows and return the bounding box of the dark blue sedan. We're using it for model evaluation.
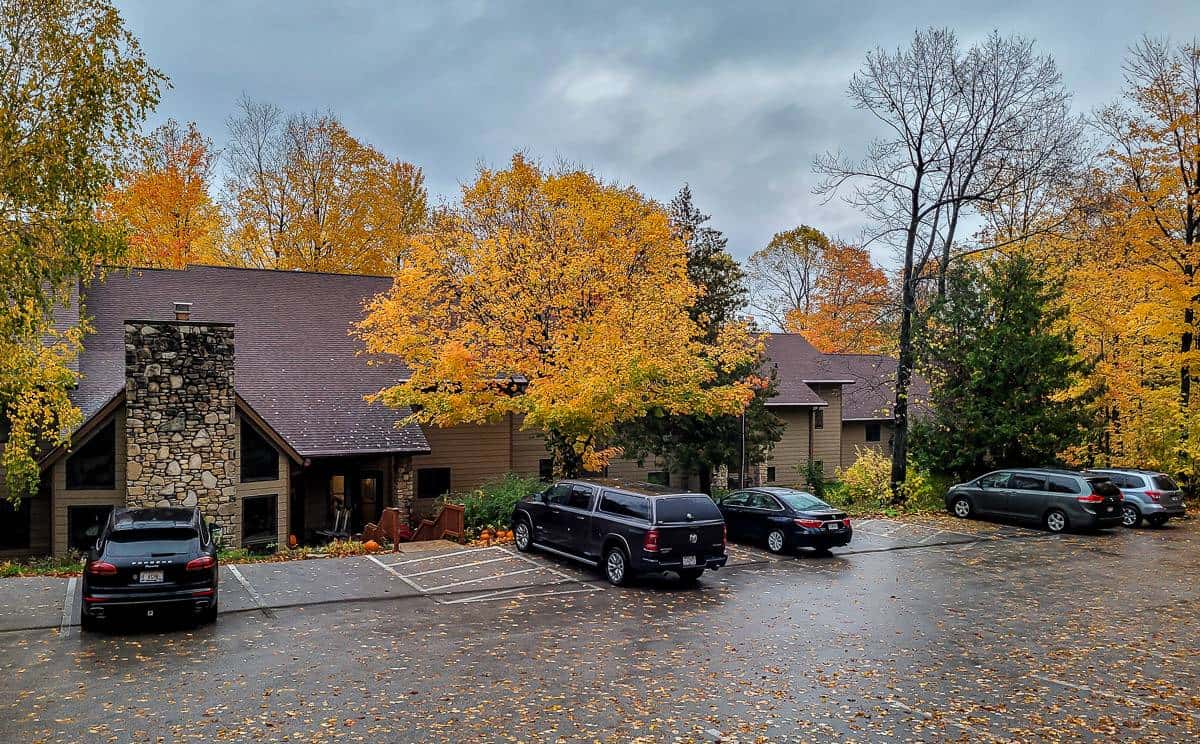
[717,487,852,555]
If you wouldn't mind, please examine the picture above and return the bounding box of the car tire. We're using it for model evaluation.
[1147,514,1169,528]
[1121,503,1142,528]
[201,601,218,625]
[513,518,534,552]
[950,496,973,519]
[765,529,788,554]
[677,568,704,585]
[1044,508,1069,534]
[604,545,630,587]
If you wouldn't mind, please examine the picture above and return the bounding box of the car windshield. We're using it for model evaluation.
[1152,475,1179,491]
[655,496,722,523]
[773,490,829,511]
[105,527,198,557]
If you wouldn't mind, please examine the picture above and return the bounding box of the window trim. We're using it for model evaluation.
[241,493,279,547]
[240,419,280,483]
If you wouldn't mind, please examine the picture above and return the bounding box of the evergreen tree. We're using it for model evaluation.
[616,186,783,492]
[911,255,1098,479]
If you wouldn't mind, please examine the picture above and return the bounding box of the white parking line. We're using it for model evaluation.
[382,547,498,567]
[365,554,429,595]
[421,566,543,592]
[497,546,603,589]
[60,577,77,637]
[1028,673,1192,715]
[442,587,601,605]
[227,564,270,616]
[399,555,519,578]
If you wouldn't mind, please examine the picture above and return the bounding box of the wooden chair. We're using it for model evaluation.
[363,507,413,549]
[411,503,466,543]
[315,507,351,542]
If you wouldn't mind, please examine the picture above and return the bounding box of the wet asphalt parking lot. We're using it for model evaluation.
[1,515,1197,743]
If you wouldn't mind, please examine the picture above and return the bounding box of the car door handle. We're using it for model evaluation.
[575,515,587,521]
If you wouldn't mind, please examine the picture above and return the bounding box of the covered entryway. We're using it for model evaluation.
[290,453,412,544]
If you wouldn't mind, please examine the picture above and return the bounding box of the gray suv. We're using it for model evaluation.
[1083,469,1186,528]
[945,468,1124,533]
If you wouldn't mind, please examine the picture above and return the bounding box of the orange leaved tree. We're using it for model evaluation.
[783,240,893,354]
[357,155,759,476]
[103,119,223,269]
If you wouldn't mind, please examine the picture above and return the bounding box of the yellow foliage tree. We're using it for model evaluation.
[357,155,759,475]
[1,0,162,504]
[102,119,224,268]
[224,100,427,274]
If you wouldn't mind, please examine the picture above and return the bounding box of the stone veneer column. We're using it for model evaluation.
[124,320,239,539]
[391,455,414,525]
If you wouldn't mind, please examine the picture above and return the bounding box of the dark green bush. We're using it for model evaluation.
[449,472,545,536]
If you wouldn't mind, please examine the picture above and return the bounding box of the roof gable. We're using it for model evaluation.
[74,265,429,457]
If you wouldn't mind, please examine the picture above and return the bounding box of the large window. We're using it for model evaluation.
[417,468,451,499]
[68,505,113,552]
[0,498,31,550]
[65,420,116,490]
[598,491,650,521]
[865,423,881,442]
[813,409,825,430]
[538,458,553,480]
[242,494,278,548]
[241,420,279,482]
[646,471,669,487]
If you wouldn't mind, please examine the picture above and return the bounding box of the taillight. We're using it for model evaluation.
[87,561,117,576]
[186,555,215,572]
[721,524,727,547]
[643,529,660,553]
[1077,493,1105,504]
[1145,489,1162,502]
[794,518,823,529]
[842,518,852,527]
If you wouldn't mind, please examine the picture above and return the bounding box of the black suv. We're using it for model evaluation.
[511,479,728,586]
[81,507,219,630]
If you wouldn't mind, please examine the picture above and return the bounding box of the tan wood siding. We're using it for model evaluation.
[52,410,127,555]
[810,384,843,479]
[411,421,512,494]
[765,407,811,486]
[840,421,894,469]
[511,416,550,477]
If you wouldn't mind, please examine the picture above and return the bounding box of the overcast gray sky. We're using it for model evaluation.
[118,0,1200,264]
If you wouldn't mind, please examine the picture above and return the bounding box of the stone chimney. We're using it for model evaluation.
[124,318,239,539]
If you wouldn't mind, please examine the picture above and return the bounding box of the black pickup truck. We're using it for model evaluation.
[511,479,728,586]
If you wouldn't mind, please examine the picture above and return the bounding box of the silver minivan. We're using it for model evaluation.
[1084,469,1186,528]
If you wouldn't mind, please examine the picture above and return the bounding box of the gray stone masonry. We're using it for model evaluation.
[124,320,239,539]
[391,455,414,525]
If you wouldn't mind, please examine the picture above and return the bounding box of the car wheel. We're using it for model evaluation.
[604,545,630,587]
[1147,514,1169,528]
[513,518,534,552]
[1044,509,1069,533]
[950,496,972,519]
[677,568,704,585]
[1121,503,1142,528]
[765,529,787,554]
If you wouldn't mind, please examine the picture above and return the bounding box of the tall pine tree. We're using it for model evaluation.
[912,255,1098,479]
[616,186,783,492]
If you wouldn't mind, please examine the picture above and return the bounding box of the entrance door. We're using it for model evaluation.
[358,472,382,531]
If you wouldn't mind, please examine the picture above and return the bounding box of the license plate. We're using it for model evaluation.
[681,555,697,567]
[139,570,164,583]
[826,523,840,531]
[1105,506,1113,513]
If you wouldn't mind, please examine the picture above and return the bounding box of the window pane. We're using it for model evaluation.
[241,421,279,481]
[814,409,824,429]
[68,505,113,552]
[538,459,553,480]
[0,498,31,550]
[566,486,594,510]
[1152,475,1179,491]
[1009,474,1045,491]
[773,490,828,511]
[977,472,1010,488]
[65,421,116,490]
[549,484,572,505]
[598,491,649,521]
[243,494,278,546]
[865,423,881,442]
[416,468,451,499]
[106,527,198,556]
[646,471,669,487]
[722,491,750,507]
[655,496,721,523]
[766,467,776,482]
[1046,475,1079,494]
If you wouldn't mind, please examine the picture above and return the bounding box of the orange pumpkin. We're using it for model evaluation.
[363,540,380,552]
[288,534,299,548]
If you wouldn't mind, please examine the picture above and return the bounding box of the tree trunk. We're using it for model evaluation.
[890,183,923,503]
[698,467,712,496]
[547,431,584,478]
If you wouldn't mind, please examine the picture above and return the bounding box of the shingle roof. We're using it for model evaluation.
[763,335,929,420]
[761,334,846,407]
[74,265,429,457]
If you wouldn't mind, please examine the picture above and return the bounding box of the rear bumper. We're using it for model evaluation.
[82,586,217,616]
[636,553,728,573]
[791,527,853,547]
[1141,502,1186,517]
[1076,510,1124,529]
